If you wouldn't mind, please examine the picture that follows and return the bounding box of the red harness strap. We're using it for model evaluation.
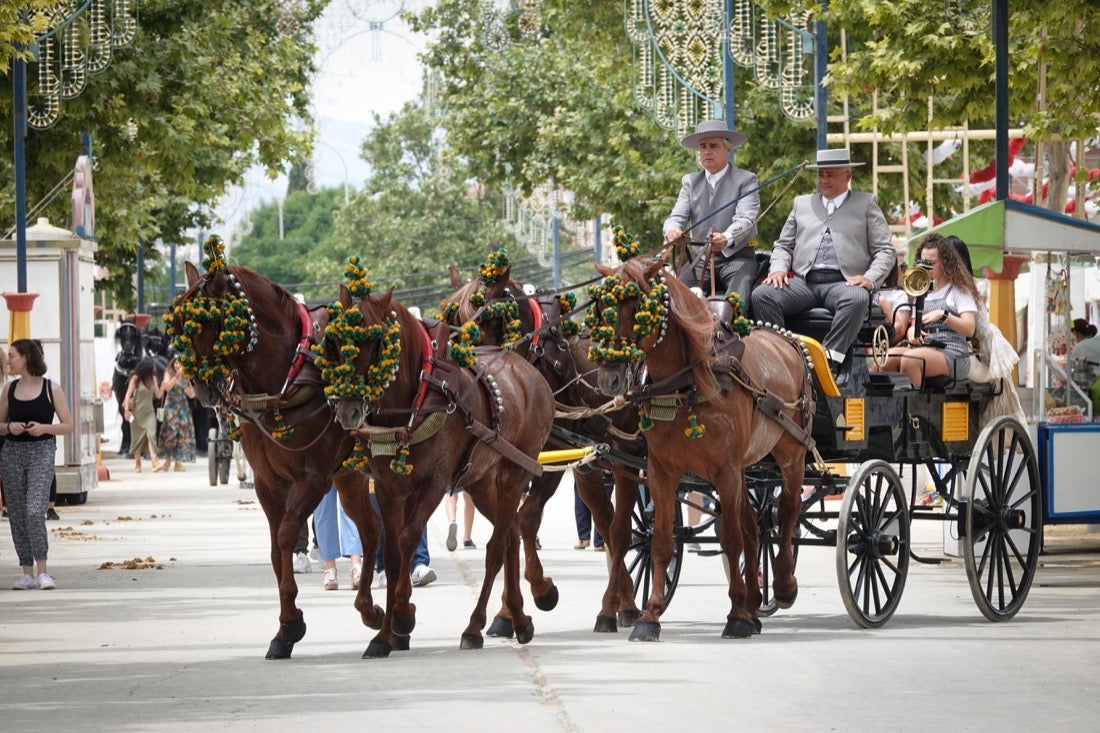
[413,318,436,411]
[279,301,315,400]
[528,297,544,355]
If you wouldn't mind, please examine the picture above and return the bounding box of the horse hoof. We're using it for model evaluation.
[265,639,294,659]
[392,634,411,652]
[514,621,534,645]
[753,617,763,635]
[593,615,618,633]
[486,617,515,638]
[722,619,755,639]
[281,618,307,644]
[391,613,416,637]
[617,609,642,628]
[363,640,392,658]
[459,633,484,650]
[534,584,559,612]
[628,621,661,642]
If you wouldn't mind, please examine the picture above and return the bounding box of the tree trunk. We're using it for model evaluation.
[1044,139,1071,214]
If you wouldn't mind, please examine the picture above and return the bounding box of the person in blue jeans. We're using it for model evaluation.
[369,492,436,587]
[314,486,363,591]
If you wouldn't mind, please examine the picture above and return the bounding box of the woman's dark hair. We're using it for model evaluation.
[920,233,980,303]
[1073,318,1097,338]
[133,357,158,387]
[11,338,47,376]
[945,235,973,275]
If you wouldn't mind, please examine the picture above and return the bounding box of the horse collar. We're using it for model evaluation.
[413,318,438,411]
[527,297,544,360]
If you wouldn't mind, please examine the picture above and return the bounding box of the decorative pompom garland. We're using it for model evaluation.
[448,322,480,367]
[270,411,293,441]
[557,291,580,338]
[684,412,706,439]
[343,439,371,471]
[726,291,752,337]
[165,234,258,386]
[313,268,402,403]
[584,272,670,365]
[612,224,641,262]
[478,247,511,284]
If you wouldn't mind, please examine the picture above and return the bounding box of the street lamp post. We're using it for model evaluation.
[313,138,351,204]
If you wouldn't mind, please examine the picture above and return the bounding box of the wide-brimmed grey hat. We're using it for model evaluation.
[806,148,865,168]
[680,120,746,150]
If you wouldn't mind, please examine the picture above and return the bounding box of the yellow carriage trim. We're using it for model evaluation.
[844,398,866,442]
[941,401,970,442]
[796,336,840,397]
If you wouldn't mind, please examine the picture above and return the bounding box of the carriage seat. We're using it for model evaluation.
[748,251,891,347]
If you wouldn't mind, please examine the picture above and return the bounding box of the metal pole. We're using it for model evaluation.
[552,213,561,290]
[815,2,829,150]
[593,215,602,264]
[13,54,28,293]
[993,0,1009,201]
[169,241,177,298]
[136,240,145,314]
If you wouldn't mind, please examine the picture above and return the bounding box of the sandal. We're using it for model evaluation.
[350,563,362,590]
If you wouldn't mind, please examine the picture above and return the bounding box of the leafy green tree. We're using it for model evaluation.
[760,0,1100,214]
[0,2,54,66]
[409,0,820,255]
[0,0,327,310]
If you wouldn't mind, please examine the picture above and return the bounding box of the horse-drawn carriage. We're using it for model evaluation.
[577,254,1040,632]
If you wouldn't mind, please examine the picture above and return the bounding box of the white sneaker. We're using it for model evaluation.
[411,565,437,587]
[292,552,311,574]
[446,521,458,551]
[12,574,37,590]
[375,571,387,589]
[37,572,56,590]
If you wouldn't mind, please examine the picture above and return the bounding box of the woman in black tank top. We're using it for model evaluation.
[0,339,73,590]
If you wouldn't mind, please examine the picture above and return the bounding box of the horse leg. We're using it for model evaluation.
[462,480,527,649]
[576,469,625,632]
[334,473,383,631]
[609,470,644,628]
[364,491,404,658]
[716,470,755,639]
[629,462,677,642]
[517,474,561,610]
[772,450,805,608]
[488,472,561,638]
[738,486,763,634]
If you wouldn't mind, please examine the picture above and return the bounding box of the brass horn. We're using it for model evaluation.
[902,262,932,297]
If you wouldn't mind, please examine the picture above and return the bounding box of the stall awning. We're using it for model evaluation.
[908,200,1100,274]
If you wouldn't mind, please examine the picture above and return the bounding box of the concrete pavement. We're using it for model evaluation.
[2,451,1099,732]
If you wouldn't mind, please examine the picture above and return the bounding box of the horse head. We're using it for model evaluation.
[587,258,717,400]
[321,283,409,433]
[440,261,533,352]
[165,259,260,408]
[115,322,143,367]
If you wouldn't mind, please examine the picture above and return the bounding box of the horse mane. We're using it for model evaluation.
[450,277,482,323]
[620,258,720,402]
[225,265,301,338]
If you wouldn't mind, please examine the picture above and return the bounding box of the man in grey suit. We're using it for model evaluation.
[663,120,760,307]
[751,148,896,367]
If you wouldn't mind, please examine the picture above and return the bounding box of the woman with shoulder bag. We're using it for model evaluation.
[157,357,197,471]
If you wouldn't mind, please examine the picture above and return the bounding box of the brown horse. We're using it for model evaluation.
[443,267,644,635]
[326,283,554,654]
[169,258,382,659]
[591,256,815,640]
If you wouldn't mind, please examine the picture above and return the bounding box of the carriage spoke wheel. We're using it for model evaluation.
[749,485,799,617]
[627,483,684,610]
[962,417,1041,622]
[835,460,910,628]
[871,325,891,367]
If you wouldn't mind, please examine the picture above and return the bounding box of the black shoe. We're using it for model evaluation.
[46,508,61,521]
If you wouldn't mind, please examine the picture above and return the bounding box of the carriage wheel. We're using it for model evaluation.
[871,324,891,367]
[962,416,1041,622]
[627,483,684,609]
[750,484,800,617]
[218,455,231,485]
[835,460,910,628]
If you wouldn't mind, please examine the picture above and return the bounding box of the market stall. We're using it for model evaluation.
[920,198,1100,526]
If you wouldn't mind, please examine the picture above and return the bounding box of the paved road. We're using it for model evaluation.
[2,453,1099,732]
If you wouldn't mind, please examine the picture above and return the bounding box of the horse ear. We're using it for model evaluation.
[378,288,395,312]
[338,284,352,309]
[643,260,667,282]
[595,262,616,277]
[184,261,200,287]
[449,265,463,289]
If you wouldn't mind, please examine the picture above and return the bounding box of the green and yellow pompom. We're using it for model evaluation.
[343,257,375,299]
[201,234,228,274]
[684,412,706,440]
[612,224,641,262]
[478,247,510,284]
[343,439,371,471]
[389,444,413,476]
[449,322,481,367]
